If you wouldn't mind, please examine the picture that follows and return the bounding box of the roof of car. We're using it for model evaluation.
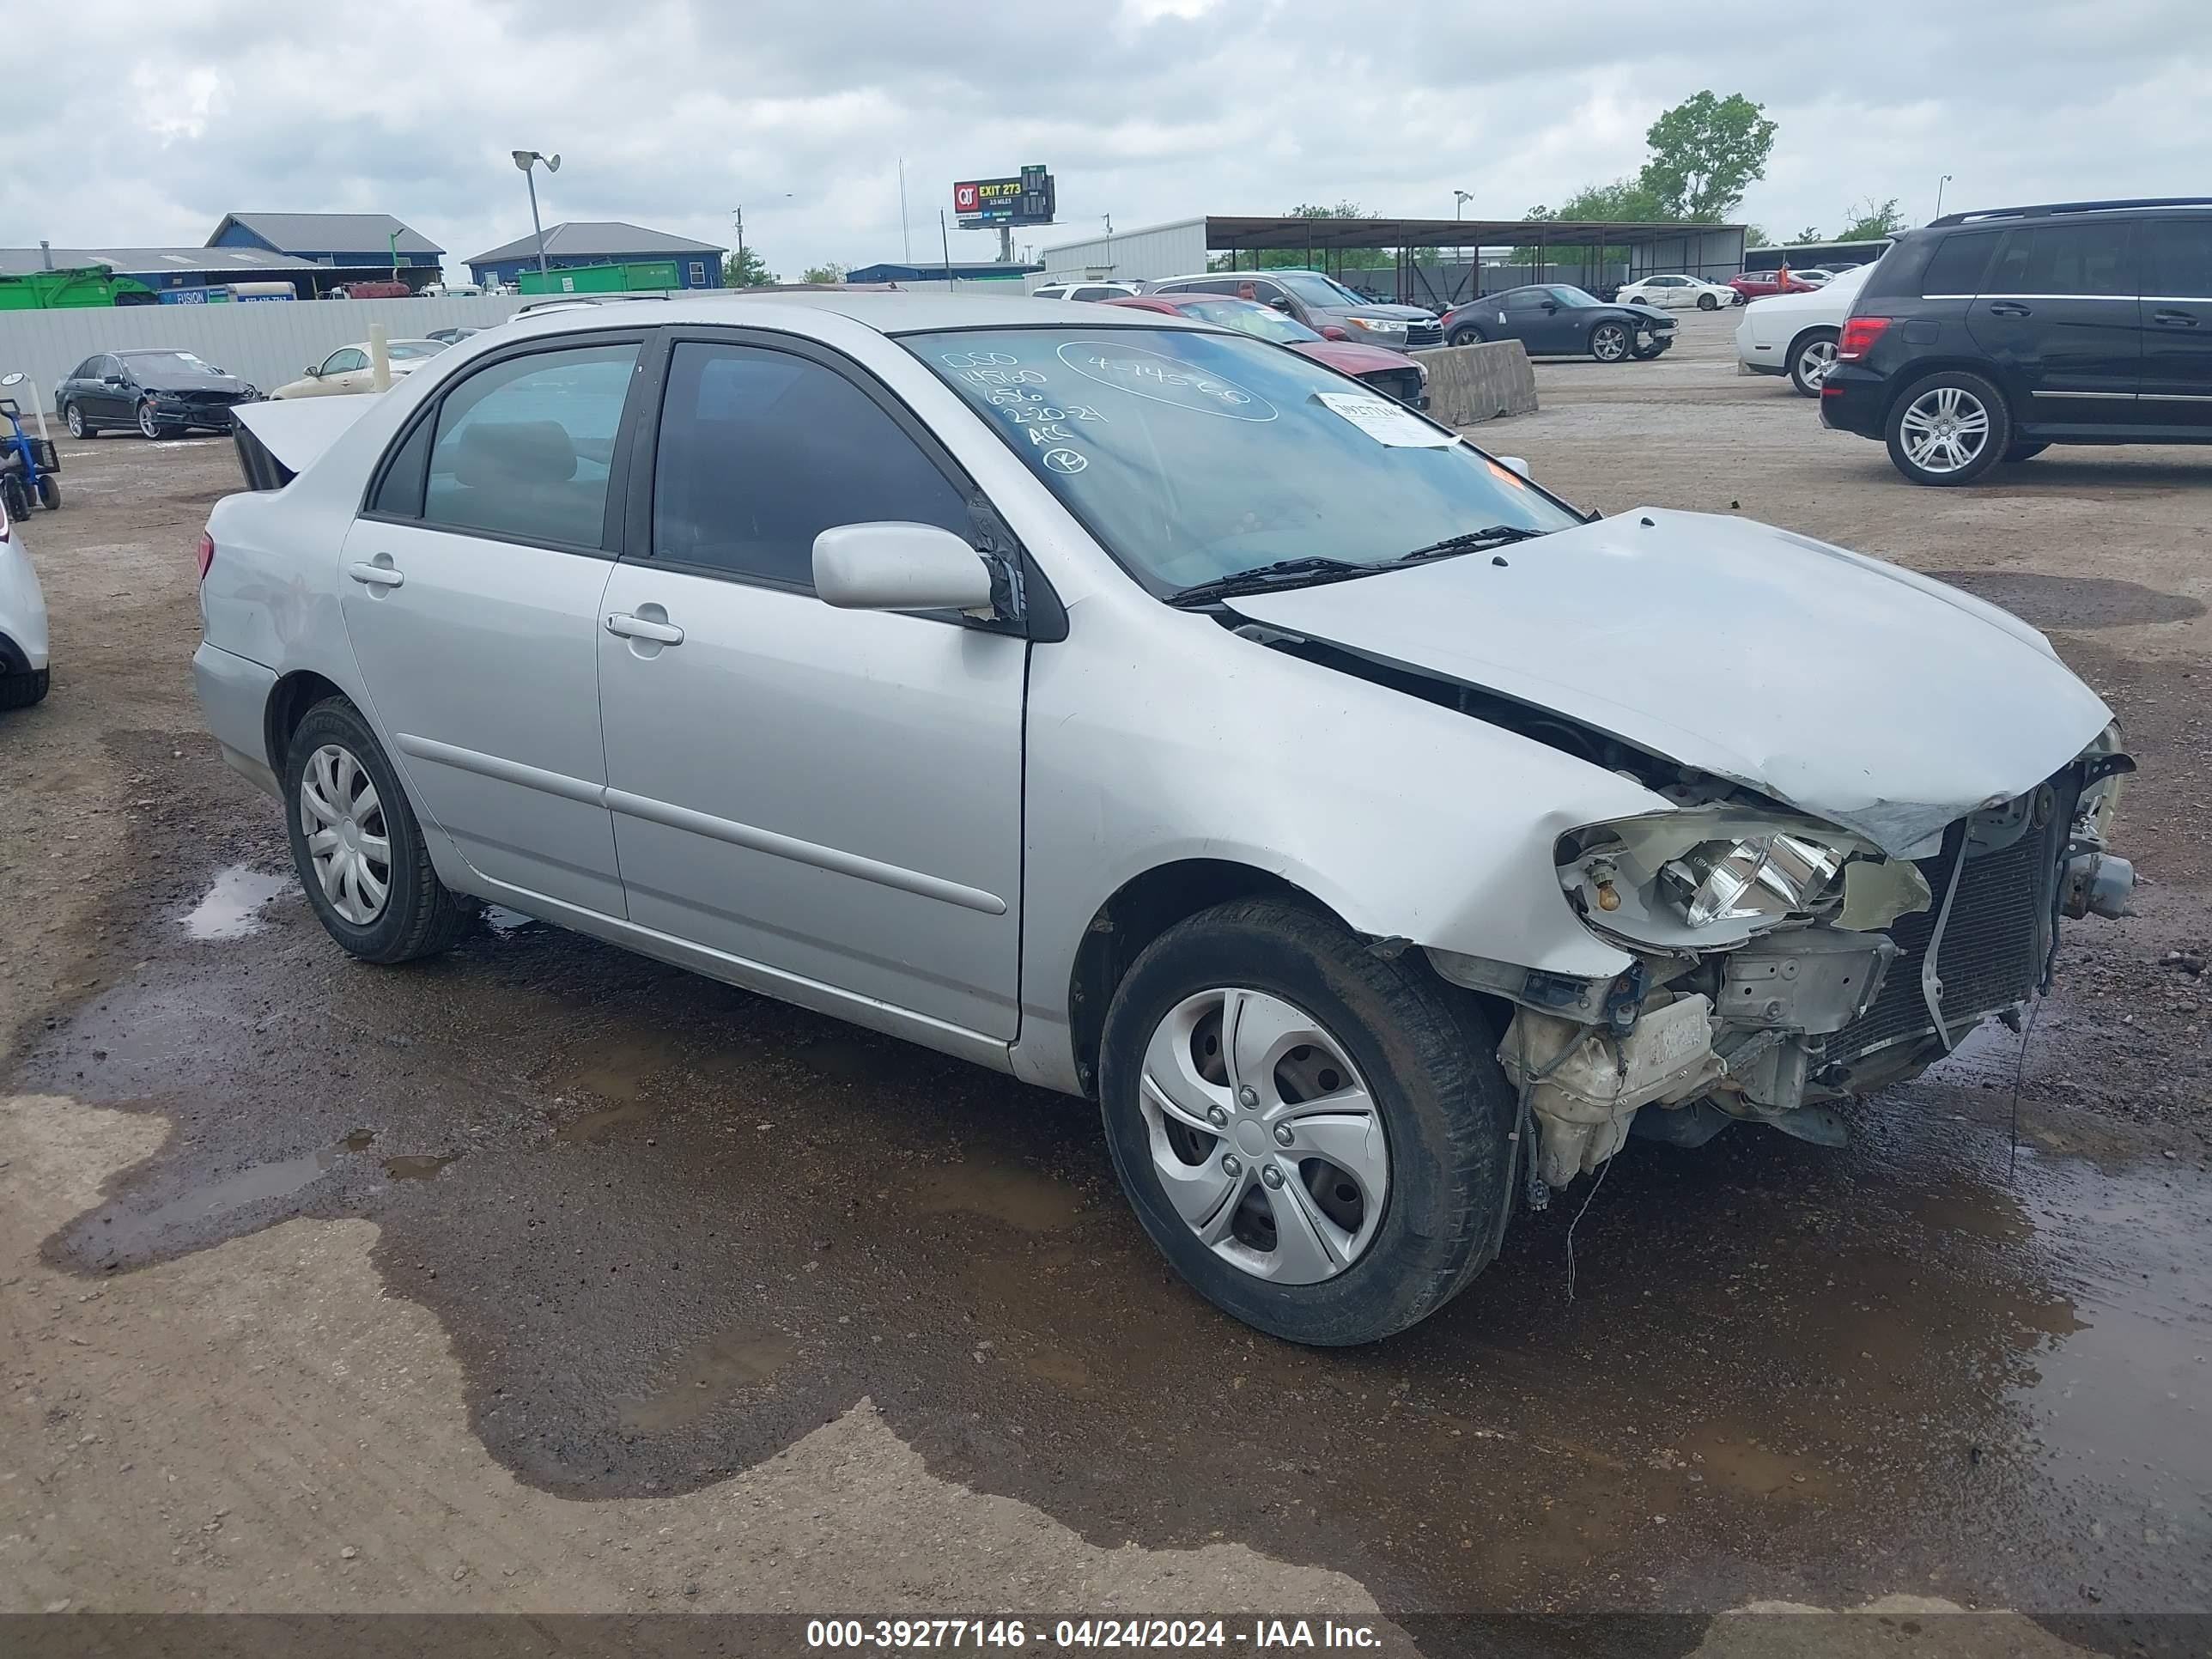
[496,290,1212,340]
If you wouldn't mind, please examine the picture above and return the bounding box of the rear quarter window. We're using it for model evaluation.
[1917,230,2002,297]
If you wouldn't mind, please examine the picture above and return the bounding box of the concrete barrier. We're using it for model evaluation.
[1410,339,1537,427]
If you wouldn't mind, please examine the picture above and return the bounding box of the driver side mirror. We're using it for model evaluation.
[1267,296,1292,313]
[813,522,996,616]
[1540,301,1559,313]
[303,365,321,378]
[1319,325,1349,341]
[105,374,128,386]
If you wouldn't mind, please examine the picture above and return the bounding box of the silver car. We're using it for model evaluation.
[193,295,2135,1345]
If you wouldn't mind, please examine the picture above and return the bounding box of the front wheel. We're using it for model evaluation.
[283,697,474,963]
[137,401,165,441]
[1697,292,1719,311]
[1789,330,1839,398]
[34,475,58,511]
[1097,897,1515,1346]
[1589,322,1631,362]
[0,477,27,522]
[1448,324,1486,347]
[1886,370,2012,486]
[64,403,92,440]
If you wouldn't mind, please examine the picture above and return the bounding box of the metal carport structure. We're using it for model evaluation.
[1202,216,1748,308]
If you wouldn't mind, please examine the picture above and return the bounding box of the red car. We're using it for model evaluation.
[1104,293,1430,408]
[1727,270,1820,301]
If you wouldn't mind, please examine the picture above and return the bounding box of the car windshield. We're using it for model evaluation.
[121,350,218,374]
[1548,287,1602,307]
[388,341,445,360]
[903,326,1581,596]
[1173,299,1321,344]
[1276,272,1369,309]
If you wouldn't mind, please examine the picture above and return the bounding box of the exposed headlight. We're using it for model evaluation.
[1660,833,1844,927]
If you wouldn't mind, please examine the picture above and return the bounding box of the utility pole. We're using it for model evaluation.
[899,159,912,264]
[940,210,953,287]
[512,150,560,276]
[1935,173,1954,220]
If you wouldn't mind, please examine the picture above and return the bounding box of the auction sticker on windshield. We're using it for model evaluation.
[1056,342,1276,422]
[1313,391,1455,447]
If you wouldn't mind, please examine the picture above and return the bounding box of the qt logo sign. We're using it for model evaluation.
[954,183,980,214]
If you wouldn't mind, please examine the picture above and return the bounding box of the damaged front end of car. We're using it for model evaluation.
[1444,731,2135,1191]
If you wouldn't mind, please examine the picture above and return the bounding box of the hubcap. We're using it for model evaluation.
[299,744,392,925]
[68,406,84,437]
[1137,988,1388,1285]
[1595,326,1627,362]
[139,404,158,438]
[1899,385,1990,473]
[1798,338,1838,388]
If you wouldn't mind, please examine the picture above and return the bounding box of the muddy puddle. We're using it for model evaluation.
[618,1332,801,1434]
[179,865,291,940]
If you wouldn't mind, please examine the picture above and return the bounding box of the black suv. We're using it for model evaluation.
[1821,198,2212,484]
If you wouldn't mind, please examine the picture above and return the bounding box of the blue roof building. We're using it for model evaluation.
[465,222,727,289]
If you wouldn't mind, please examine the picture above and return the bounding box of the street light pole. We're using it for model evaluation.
[512,149,561,276]
[1453,189,1473,220]
[1935,173,1954,220]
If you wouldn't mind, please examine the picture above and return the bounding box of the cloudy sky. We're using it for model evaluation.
[11,0,2209,276]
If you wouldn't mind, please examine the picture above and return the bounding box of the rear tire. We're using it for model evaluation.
[0,666,49,709]
[64,403,92,440]
[1448,324,1486,347]
[282,697,473,964]
[1885,369,2011,487]
[1097,896,1515,1346]
[2002,441,2049,464]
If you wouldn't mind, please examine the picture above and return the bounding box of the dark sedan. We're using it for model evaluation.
[1438,285,1675,362]
[55,350,259,440]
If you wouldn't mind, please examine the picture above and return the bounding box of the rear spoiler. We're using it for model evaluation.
[231,398,377,491]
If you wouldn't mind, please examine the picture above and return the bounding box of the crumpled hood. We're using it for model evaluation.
[138,369,252,394]
[1224,508,2115,854]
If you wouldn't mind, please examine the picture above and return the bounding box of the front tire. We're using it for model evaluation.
[1886,369,2011,486]
[1697,292,1719,311]
[64,403,92,440]
[34,475,58,511]
[1589,322,1631,363]
[1097,897,1515,1346]
[137,401,165,441]
[283,697,473,964]
[1788,329,1839,398]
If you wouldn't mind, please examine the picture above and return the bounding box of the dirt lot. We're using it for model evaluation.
[3,310,2208,1650]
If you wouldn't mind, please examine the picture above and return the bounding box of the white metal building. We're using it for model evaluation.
[1030,219,1207,291]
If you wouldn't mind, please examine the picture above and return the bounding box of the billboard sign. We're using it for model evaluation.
[954,165,1055,229]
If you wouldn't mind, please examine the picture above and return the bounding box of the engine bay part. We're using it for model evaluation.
[1500,994,1721,1188]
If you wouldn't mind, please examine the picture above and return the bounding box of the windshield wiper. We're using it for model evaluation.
[1167,556,1383,608]
[1391,525,1553,565]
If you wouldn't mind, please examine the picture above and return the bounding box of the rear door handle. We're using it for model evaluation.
[605,612,684,645]
[346,561,404,588]
[1986,301,2032,318]
[2153,308,2201,328]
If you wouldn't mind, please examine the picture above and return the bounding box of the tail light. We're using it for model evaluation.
[1838,316,1893,362]
[195,532,216,581]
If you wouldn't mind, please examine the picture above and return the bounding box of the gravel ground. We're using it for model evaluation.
[1,311,2206,1645]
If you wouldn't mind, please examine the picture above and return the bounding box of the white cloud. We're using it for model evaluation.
[6,0,2207,275]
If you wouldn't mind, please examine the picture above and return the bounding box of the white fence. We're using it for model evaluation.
[0,295,531,407]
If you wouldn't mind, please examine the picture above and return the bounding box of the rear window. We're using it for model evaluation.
[1917,230,2001,296]
[1985,222,2133,296]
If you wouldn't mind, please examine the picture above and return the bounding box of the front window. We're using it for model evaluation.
[1275,271,1367,309]
[1171,298,1322,344]
[120,350,218,374]
[1547,287,1602,307]
[903,326,1581,596]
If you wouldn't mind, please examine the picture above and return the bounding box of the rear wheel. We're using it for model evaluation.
[1589,322,1631,362]
[1697,292,1719,311]
[283,697,473,963]
[1448,324,1486,347]
[64,403,92,440]
[0,666,49,709]
[1097,896,1515,1346]
[1789,330,1839,397]
[1886,370,2011,486]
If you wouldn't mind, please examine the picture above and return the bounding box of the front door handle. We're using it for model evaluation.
[346,560,404,588]
[605,612,684,645]
[1986,301,2032,318]
[2152,308,2201,328]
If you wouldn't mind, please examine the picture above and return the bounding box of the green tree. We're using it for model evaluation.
[1835,198,1906,241]
[1743,226,1772,250]
[1637,91,1778,222]
[1792,225,1823,245]
[799,261,847,285]
[1512,178,1665,265]
[722,247,776,288]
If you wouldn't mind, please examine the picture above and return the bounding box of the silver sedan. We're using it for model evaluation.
[194,294,2135,1344]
